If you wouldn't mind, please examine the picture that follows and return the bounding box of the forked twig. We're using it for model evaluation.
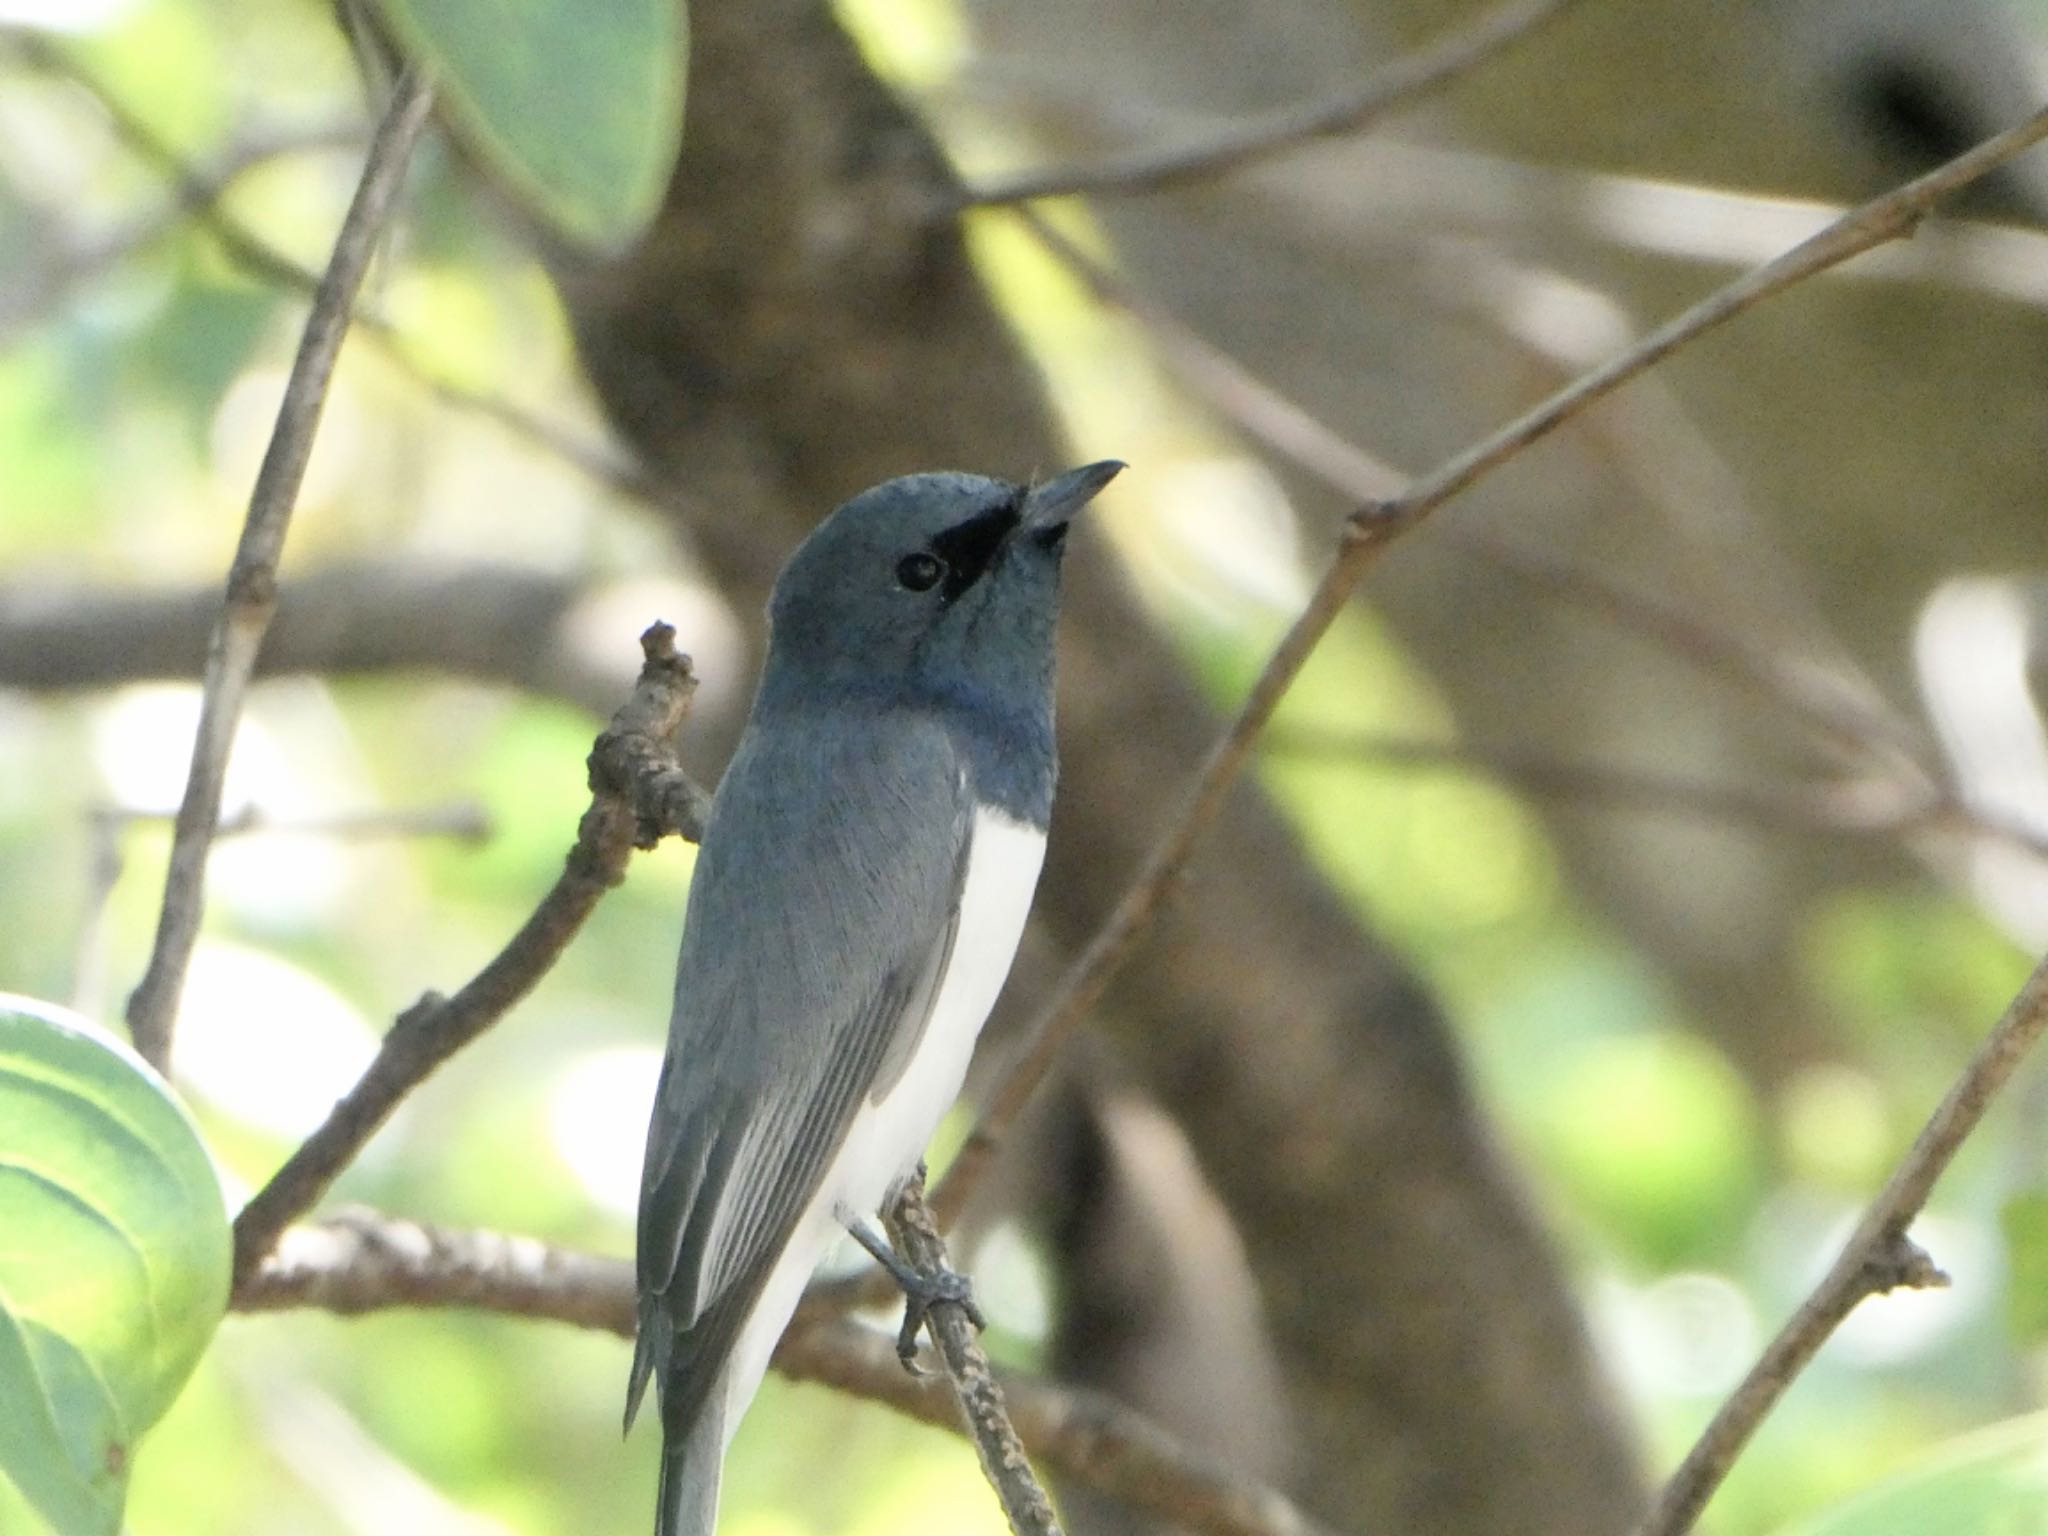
[1636,951,2048,1534]
[229,625,710,1285]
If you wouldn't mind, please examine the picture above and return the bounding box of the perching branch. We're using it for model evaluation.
[885,1172,1063,1536]
[228,624,711,1287]
[961,0,1584,206]
[933,100,2048,1222]
[234,1209,1336,1536]
[1636,948,2048,1535]
[123,66,438,1072]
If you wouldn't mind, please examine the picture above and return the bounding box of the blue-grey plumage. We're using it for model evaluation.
[627,462,1123,1536]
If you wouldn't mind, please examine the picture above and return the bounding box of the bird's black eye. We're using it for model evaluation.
[896,552,945,592]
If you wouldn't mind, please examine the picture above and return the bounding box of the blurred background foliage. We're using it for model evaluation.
[3,0,2048,1533]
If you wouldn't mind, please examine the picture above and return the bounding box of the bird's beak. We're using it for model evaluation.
[1021,460,1125,534]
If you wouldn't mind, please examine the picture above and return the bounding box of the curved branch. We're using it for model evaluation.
[234,1210,1340,1536]
[227,624,710,1285]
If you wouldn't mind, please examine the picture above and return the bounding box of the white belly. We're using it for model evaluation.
[718,804,1046,1436]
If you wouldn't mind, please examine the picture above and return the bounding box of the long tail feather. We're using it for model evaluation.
[655,1399,726,1536]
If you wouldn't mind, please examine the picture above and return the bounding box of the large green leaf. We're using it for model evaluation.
[363,0,686,249]
[0,996,230,1535]
[1779,1411,2048,1536]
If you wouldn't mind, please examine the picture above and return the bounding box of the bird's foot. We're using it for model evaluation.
[839,1209,986,1371]
[891,1266,985,1368]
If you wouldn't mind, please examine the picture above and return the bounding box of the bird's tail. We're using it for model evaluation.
[655,1400,727,1536]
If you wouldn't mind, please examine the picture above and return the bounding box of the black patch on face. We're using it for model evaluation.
[929,496,1022,602]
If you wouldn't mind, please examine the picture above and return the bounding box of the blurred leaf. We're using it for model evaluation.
[0,995,230,1536]
[362,0,687,248]
[129,267,277,444]
[1777,1410,2048,1536]
[2003,1194,2048,1342]
[1533,1029,1762,1266]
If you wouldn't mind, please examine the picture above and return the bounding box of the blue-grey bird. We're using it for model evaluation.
[625,461,1124,1536]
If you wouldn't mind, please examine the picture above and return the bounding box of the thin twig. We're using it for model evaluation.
[961,0,1584,206]
[123,67,438,1072]
[1637,949,2048,1535]
[233,1209,1336,1536]
[886,1171,1063,1536]
[0,116,359,336]
[8,37,648,502]
[228,624,711,1286]
[98,801,493,844]
[933,102,2048,1224]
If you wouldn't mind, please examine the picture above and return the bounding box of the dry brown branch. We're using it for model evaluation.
[234,1209,1337,1536]
[961,0,1584,206]
[124,66,437,1071]
[228,624,710,1286]
[932,102,2048,1222]
[1636,948,2048,1535]
[885,1172,1062,1536]
[235,1208,637,1328]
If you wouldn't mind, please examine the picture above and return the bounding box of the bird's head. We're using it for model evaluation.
[761,462,1123,710]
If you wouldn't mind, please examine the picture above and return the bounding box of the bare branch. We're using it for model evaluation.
[123,67,437,1071]
[0,112,359,337]
[235,1208,636,1328]
[1637,949,2048,1535]
[961,0,1584,206]
[933,102,2048,1223]
[99,801,492,844]
[235,1209,1338,1536]
[8,36,647,503]
[228,624,710,1286]
[885,1172,1062,1536]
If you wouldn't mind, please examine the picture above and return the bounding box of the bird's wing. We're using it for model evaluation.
[627,710,971,1432]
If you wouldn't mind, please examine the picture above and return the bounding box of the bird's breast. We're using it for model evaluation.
[836,804,1046,1211]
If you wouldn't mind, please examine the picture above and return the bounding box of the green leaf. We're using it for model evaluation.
[0,995,229,1535]
[1778,1411,2048,1536]
[364,0,687,249]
